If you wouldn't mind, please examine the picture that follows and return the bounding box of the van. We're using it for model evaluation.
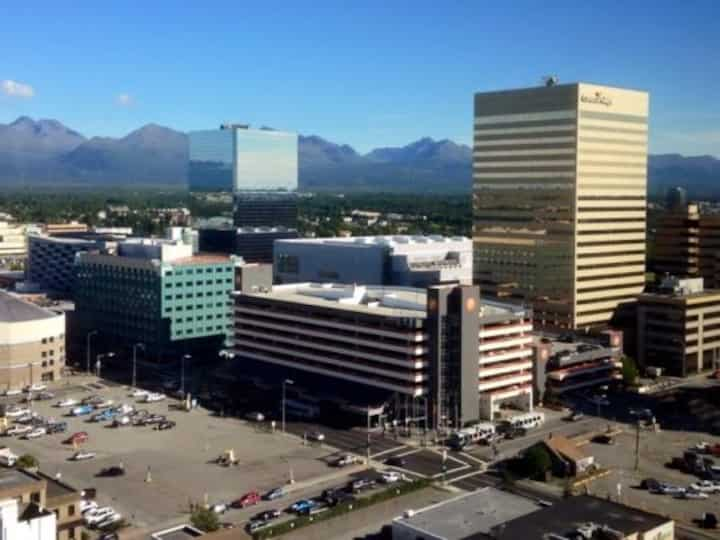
[0,447,18,467]
[504,412,545,431]
[448,423,495,450]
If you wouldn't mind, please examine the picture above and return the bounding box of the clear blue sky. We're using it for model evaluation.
[1,1,718,155]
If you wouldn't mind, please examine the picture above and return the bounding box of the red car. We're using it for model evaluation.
[64,432,88,445]
[231,491,261,508]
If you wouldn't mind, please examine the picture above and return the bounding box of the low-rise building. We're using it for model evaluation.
[637,276,720,376]
[392,490,673,540]
[0,291,66,391]
[274,235,472,288]
[233,282,533,427]
[537,434,595,477]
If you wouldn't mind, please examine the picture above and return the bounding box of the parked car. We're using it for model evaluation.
[96,512,122,529]
[144,414,166,425]
[112,416,131,428]
[385,456,406,467]
[211,503,228,514]
[24,383,47,393]
[5,407,31,418]
[56,398,78,408]
[308,431,325,442]
[701,512,718,529]
[80,500,98,514]
[129,389,149,398]
[24,427,46,440]
[6,425,32,437]
[333,454,358,467]
[566,411,585,422]
[82,396,103,405]
[92,410,118,422]
[651,483,685,496]
[2,389,22,397]
[84,507,114,525]
[677,490,709,500]
[71,451,97,461]
[640,478,660,491]
[71,405,94,417]
[232,491,261,508]
[592,434,615,445]
[246,520,269,533]
[65,432,89,445]
[263,487,286,501]
[143,393,166,403]
[95,399,114,408]
[253,509,280,522]
[115,403,134,415]
[290,499,315,513]
[325,490,354,507]
[689,480,720,493]
[155,420,176,431]
[629,408,653,419]
[381,471,401,484]
[350,478,376,492]
[97,466,125,478]
[36,391,55,401]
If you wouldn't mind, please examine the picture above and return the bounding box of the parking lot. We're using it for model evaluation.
[0,379,357,531]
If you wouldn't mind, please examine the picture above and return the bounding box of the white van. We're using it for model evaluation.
[0,447,18,467]
[448,422,496,449]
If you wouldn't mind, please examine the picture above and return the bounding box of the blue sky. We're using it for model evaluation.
[1,1,718,155]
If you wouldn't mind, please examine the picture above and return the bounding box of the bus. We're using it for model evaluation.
[448,422,495,450]
[503,412,545,432]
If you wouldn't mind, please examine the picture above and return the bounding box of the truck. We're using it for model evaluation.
[0,447,18,467]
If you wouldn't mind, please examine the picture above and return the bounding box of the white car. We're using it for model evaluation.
[5,407,31,418]
[129,389,149,398]
[79,500,98,514]
[115,403,134,415]
[381,471,401,484]
[677,490,709,500]
[24,384,47,393]
[6,425,32,436]
[96,399,114,408]
[308,431,325,442]
[2,389,22,397]
[143,393,166,403]
[56,398,78,408]
[211,503,228,514]
[96,512,122,529]
[689,481,720,494]
[112,416,131,427]
[24,427,46,440]
[71,451,96,461]
[84,507,115,525]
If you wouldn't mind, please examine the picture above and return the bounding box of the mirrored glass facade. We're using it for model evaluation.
[188,130,234,192]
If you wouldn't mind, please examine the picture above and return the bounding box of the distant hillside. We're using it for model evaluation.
[0,116,717,195]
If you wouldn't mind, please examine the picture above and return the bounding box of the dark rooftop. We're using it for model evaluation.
[0,291,59,323]
[39,472,79,500]
[0,469,44,492]
[487,495,670,540]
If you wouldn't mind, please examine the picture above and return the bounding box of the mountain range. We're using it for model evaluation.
[0,116,718,196]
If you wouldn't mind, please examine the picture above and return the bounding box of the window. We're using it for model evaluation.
[49,350,54,356]
[41,338,47,344]
[68,504,75,516]
[41,351,47,358]
[42,361,48,368]
[69,527,76,539]
[49,337,55,343]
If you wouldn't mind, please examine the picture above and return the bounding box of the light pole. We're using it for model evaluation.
[281,379,294,434]
[182,354,191,395]
[86,330,98,375]
[96,352,114,379]
[132,343,144,388]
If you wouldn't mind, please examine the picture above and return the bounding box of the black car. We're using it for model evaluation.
[47,422,68,434]
[98,466,125,477]
[640,478,660,491]
[592,434,615,445]
[385,456,406,467]
[155,420,176,431]
[253,509,281,522]
[702,512,718,529]
[327,490,355,507]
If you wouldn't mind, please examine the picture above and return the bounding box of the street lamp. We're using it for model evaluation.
[96,352,114,379]
[86,330,98,375]
[281,379,294,434]
[132,343,144,389]
[182,354,191,395]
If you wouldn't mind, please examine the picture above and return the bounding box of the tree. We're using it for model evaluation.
[190,507,220,532]
[622,355,640,386]
[16,454,39,470]
[522,446,552,479]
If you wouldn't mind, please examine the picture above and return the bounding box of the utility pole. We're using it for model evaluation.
[634,420,641,471]
[367,406,371,464]
[132,343,144,388]
[86,330,98,375]
[281,379,293,433]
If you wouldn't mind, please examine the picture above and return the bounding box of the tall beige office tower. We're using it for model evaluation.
[473,82,649,329]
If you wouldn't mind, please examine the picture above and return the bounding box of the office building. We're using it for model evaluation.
[274,235,472,287]
[0,468,85,540]
[653,203,702,279]
[0,291,66,392]
[27,234,121,296]
[199,226,298,264]
[473,82,649,330]
[75,237,240,361]
[637,276,720,376]
[233,282,533,426]
[0,221,33,267]
[189,124,299,224]
[392,489,673,540]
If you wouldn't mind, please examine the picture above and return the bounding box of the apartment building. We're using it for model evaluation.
[233,282,533,426]
[473,82,649,330]
[75,238,240,360]
[638,277,720,376]
[0,291,66,392]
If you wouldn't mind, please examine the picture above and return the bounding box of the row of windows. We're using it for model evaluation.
[174,324,231,336]
[164,290,229,300]
[164,302,230,312]
[166,266,229,276]
[164,278,232,288]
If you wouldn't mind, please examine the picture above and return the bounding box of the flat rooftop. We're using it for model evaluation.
[0,469,43,492]
[170,253,233,266]
[393,487,542,540]
[276,234,469,249]
[0,290,60,323]
[494,495,670,540]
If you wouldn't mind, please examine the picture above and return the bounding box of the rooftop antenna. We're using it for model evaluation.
[542,75,559,87]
